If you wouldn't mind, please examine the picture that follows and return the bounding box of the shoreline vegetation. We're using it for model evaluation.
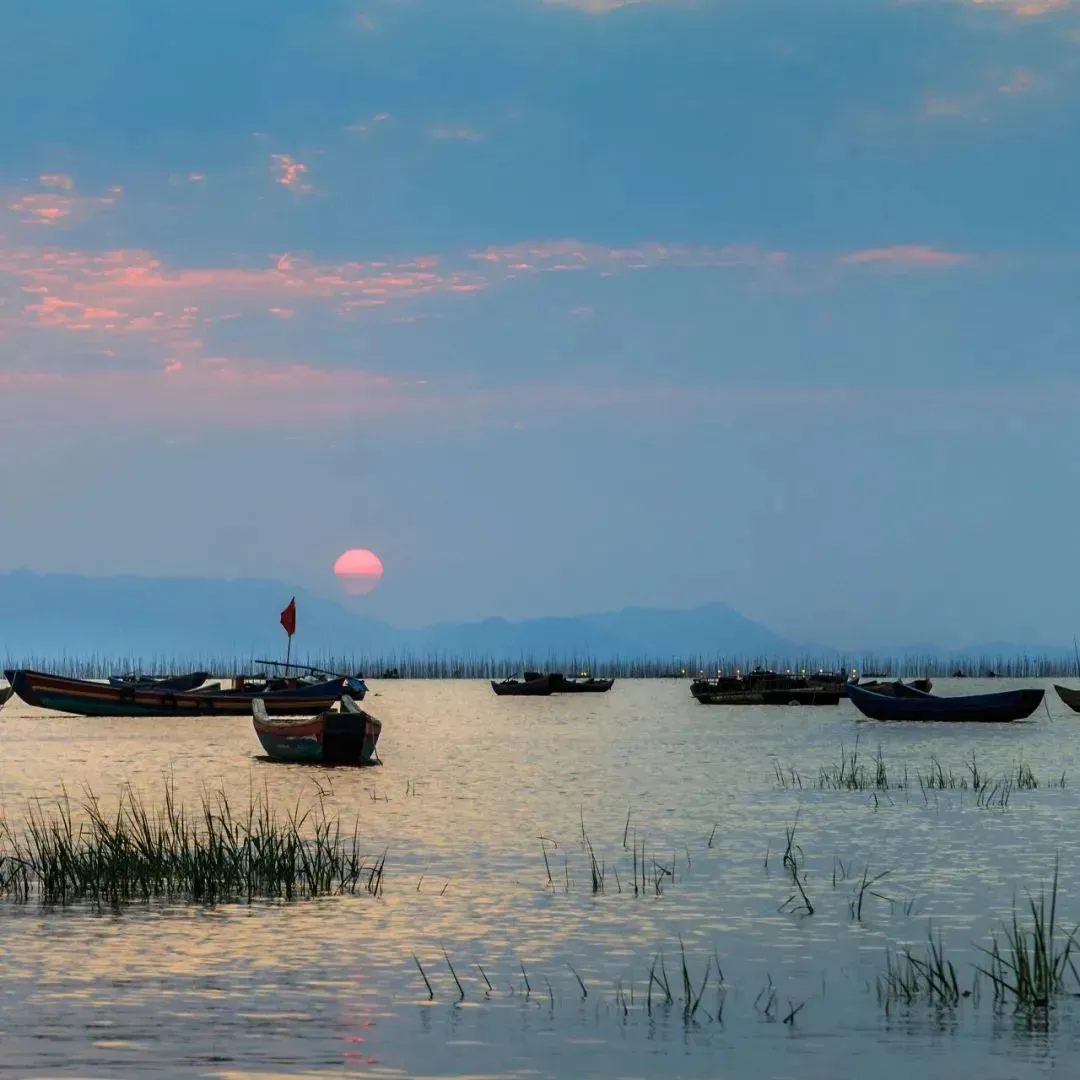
[3,652,1080,681]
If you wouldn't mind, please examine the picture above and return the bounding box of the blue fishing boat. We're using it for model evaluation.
[5,668,364,718]
[846,681,1043,723]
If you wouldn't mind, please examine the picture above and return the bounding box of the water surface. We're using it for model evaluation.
[2,678,1080,1078]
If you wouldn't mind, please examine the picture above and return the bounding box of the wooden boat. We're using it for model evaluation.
[253,695,382,765]
[856,678,933,697]
[1052,685,1080,712]
[548,673,614,693]
[491,672,552,696]
[4,668,362,718]
[692,669,841,706]
[108,671,210,692]
[846,681,1043,723]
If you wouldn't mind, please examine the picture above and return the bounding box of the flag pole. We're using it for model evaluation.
[285,635,292,675]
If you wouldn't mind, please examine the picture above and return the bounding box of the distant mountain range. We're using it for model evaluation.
[0,571,1073,667]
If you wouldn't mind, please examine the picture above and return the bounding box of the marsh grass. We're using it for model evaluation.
[0,779,384,906]
[775,740,1066,800]
[975,858,1080,1010]
[878,928,962,1011]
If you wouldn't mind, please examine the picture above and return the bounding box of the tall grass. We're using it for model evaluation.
[0,780,385,906]
[975,859,1080,1009]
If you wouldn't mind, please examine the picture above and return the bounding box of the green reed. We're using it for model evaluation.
[975,858,1080,1010]
[776,744,1066,798]
[0,780,385,906]
[878,927,962,1011]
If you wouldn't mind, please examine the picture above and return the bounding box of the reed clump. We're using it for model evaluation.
[975,859,1080,1010]
[775,741,1066,800]
[0,780,384,906]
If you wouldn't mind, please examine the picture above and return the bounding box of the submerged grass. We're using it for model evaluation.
[0,779,385,906]
[775,739,1066,799]
[975,858,1080,1010]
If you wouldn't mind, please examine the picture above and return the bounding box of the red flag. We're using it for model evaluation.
[280,597,296,637]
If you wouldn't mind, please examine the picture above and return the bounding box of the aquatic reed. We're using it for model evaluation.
[974,858,1080,1010]
[0,779,384,906]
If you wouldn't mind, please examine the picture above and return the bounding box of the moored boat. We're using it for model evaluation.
[5,668,362,718]
[252,695,382,765]
[108,671,210,692]
[691,668,843,706]
[846,681,1043,723]
[1053,684,1080,712]
[491,672,552,696]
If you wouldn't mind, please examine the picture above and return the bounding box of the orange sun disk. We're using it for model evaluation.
[333,549,384,596]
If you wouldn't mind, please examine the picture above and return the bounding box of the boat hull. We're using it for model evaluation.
[1053,685,1080,712]
[846,681,1043,723]
[0,686,12,709]
[5,669,348,718]
[254,709,382,765]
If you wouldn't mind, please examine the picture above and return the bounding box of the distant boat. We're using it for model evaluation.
[691,668,843,706]
[548,673,614,693]
[1052,685,1080,712]
[107,671,210,692]
[846,681,1043,723]
[5,668,363,718]
[491,672,552,696]
[253,695,382,765]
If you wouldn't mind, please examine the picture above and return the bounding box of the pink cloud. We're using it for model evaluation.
[346,112,390,134]
[542,0,680,12]
[271,154,312,193]
[839,245,974,269]
[6,178,122,228]
[967,0,1073,15]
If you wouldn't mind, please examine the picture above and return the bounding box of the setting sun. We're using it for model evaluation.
[333,548,384,596]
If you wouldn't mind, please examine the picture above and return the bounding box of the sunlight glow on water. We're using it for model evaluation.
[2,679,1080,1077]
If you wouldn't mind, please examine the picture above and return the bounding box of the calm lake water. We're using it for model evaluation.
[2,677,1080,1078]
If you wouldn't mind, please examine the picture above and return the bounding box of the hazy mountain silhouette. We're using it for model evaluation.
[0,572,799,663]
[0,571,1069,667]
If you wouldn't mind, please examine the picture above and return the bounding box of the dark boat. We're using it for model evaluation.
[0,686,12,709]
[253,695,382,764]
[548,673,614,693]
[846,681,1044,723]
[692,668,842,706]
[4,668,363,718]
[108,671,210,692]
[492,672,552,696]
[1052,685,1080,712]
[856,678,933,697]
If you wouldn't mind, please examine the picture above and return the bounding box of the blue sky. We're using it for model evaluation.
[1,0,1078,647]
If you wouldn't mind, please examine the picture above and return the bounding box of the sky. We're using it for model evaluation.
[1,0,1079,649]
